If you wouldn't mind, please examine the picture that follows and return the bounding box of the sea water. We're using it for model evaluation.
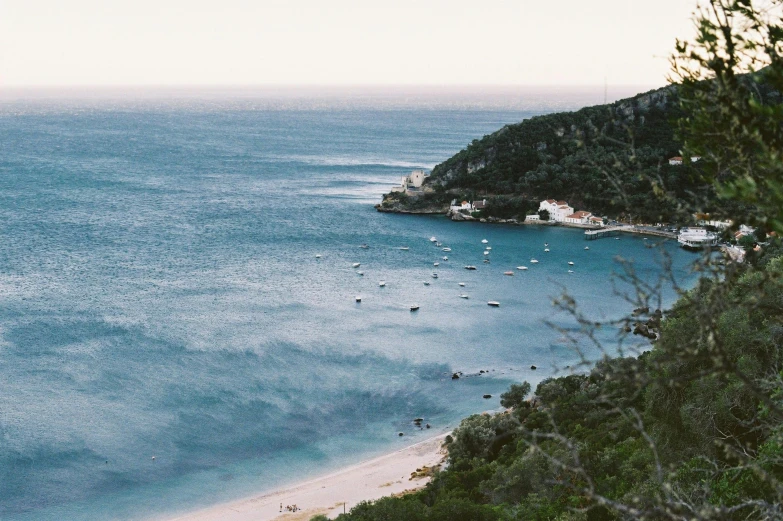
[0,87,696,520]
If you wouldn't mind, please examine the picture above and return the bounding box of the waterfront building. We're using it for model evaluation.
[678,227,718,248]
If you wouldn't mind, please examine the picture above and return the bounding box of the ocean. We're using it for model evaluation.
[0,86,695,520]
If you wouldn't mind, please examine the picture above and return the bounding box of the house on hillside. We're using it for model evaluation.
[538,199,574,222]
[668,156,701,166]
[473,199,488,211]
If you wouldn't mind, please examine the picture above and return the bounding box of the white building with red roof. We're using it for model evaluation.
[538,199,574,222]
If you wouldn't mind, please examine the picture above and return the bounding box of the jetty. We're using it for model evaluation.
[585,225,678,240]
[584,226,625,240]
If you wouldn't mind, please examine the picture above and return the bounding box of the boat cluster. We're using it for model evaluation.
[325,234,588,311]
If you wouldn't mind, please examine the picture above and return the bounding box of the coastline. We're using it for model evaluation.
[162,433,450,521]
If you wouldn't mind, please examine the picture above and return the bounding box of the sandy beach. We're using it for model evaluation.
[164,433,450,521]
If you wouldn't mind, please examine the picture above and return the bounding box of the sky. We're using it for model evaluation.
[0,0,700,87]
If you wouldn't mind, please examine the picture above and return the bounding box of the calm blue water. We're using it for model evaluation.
[0,88,695,521]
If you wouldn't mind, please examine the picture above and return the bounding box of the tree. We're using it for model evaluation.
[538,209,550,221]
[500,382,531,409]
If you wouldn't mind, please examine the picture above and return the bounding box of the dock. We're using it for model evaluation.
[585,225,678,240]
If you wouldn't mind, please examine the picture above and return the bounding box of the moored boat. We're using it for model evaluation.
[504,271,514,276]
[517,266,528,270]
[464,265,477,270]
[410,305,419,311]
[487,301,500,307]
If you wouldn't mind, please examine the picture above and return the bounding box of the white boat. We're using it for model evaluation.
[483,259,490,263]
[517,266,528,270]
[431,273,438,278]
[360,244,369,249]
[458,282,466,287]
[357,271,364,276]
[434,262,440,266]
[482,239,488,244]
[485,246,492,251]
[355,296,362,302]
[487,301,500,307]
[544,248,550,252]
[430,237,437,242]
[464,265,477,270]
[399,246,409,251]
[483,251,490,255]
[442,256,448,261]
[615,237,620,240]
[379,281,386,287]
[423,281,430,286]
[352,262,361,268]
[584,246,590,250]
[315,254,322,258]
[410,305,420,311]
[504,271,514,276]
[568,270,574,273]
[568,261,574,266]
[459,294,469,299]
[436,242,442,247]
[545,243,548,247]
[530,259,539,264]
[442,247,451,252]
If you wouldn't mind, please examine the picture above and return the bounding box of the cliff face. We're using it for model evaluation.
[375,191,450,214]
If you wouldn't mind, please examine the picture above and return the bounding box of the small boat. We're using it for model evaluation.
[485,246,492,251]
[464,265,477,270]
[458,282,466,287]
[584,246,589,250]
[483,251,490,255]
[360,244,369,249]
[315,254,322,258]
[379,281,386,287]
[482,239,488,244]
[442,256,448,261]
[544,243,548,247]
[431,273,438,279]
[483,259,490,263]
[530,259,539,264]
[423,281,430,286]
[459,294,469,299]
[355,296,362,302]
[436,242,442,247]
[568,270,574,273]
[434,262,440,266]
[357,271,364,276]
[517,266,528,270]
[544,248,550,252]
[568,261,574,266]
[442,247,451,252]
[615,237,620,240]
[399,246,409,251]
[430,237,437,242]
[410,305,420,311]
[352,262,361,268]
[504,271,514,276]
[487,301,500,307]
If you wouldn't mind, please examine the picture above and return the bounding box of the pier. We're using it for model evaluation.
[585,226,678,240]
[584,226,625,240]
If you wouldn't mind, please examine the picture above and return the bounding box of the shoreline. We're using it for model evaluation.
[162,433,450,521]
[378,206,678,239]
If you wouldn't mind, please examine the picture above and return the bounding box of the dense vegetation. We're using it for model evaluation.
[342,2,783,520]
